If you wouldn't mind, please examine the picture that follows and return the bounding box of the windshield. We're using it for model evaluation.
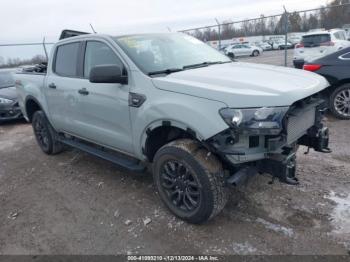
[302,34,331,47]
[114,33,231,75]
[0,71,15,89]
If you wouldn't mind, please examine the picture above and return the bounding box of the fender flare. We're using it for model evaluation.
[139,119,205,156]
[24,95,43,121]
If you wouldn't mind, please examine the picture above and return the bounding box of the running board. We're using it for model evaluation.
[59,138,146,172]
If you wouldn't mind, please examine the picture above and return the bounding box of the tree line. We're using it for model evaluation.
[188,0,350,41]
[0,55,46,69]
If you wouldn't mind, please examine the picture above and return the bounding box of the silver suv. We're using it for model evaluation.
[16,31,331,223]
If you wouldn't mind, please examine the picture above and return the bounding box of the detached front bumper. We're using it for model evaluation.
[0,101,23,122]
[207,97,330,185]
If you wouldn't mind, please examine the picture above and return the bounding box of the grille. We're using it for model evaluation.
[286,107,315,144]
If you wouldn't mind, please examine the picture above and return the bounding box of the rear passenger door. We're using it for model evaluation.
[241,45,252,55]
[232,45,243,56]
[75,40,134,154]
[46,41,84,134]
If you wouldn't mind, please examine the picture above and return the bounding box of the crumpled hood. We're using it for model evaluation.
[152,62,329,107]
[0,86,18,100]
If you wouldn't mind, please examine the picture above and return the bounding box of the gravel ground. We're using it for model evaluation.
[0,115,349,255]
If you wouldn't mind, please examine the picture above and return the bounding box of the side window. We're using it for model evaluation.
[54,42,80,77]
[84,41,123,78]
[334,32,344,40]
[340,52,350,59]
[340,32,346,40]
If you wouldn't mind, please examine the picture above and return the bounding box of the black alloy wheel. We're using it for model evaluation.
[160,160,201,212]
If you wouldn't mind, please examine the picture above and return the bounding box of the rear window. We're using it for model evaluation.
[302,34,331,47]
[0,71,15,89]
[54,42,80,77]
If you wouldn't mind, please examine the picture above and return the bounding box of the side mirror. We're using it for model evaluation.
[89,65,128,84]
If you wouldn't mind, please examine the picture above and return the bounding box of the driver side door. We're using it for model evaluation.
[75,40,134,154]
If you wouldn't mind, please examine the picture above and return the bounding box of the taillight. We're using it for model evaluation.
[295,43,304,48]
[320,41,335,46]
[303,64,322,72]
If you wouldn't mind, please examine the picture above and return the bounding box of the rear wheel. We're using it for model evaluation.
[32,110,64,154]
[252,50,259,57]
[330,84,350,120]
[153,139,228,224]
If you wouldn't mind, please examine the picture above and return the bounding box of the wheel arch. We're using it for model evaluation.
[321,80,350,102]
[25,95,43,122]
[141,120,206,162]
[336,79,350,87]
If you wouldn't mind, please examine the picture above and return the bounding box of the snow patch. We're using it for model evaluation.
[326,191,350,234]
[232,242,257,255]
[256,218,294,237]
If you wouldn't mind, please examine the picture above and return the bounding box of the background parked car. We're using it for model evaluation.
[294,29,350,69]
[288,35,303,46]
[225,44,263,58]
[277,41,294,49]
[303,46,350,119]
[268,40,294,50]
[255,41,273,51]
[0,70,22,123]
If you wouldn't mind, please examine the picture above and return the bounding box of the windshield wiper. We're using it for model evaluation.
[183,61,231,70]
[148,61,232,76]
[148,68,183,76]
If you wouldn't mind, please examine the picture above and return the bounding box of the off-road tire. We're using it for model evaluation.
[153,139,228,224]
[32,110,64,155]
[329,84,350,120]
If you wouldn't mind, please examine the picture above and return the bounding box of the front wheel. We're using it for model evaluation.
[330,84,350,120]
[153,139,228,224]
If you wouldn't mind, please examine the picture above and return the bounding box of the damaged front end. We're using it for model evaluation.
[206,95,331,186]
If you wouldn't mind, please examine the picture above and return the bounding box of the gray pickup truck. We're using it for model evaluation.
[16,30,331,223]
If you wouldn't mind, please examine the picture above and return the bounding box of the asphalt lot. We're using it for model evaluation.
[0,51,349,255]
[238,49,294,67]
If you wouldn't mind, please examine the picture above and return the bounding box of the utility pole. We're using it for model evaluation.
[215,18,221,50]
[283,6,288,67]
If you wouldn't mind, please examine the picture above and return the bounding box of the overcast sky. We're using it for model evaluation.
[0,0,329,60]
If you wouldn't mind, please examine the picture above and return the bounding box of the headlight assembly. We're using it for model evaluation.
[0,97,13,104]
[219,107,289,135]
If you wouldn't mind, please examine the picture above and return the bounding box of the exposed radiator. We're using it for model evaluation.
[286,107,315,144]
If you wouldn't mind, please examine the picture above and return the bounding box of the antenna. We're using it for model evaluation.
[90,23,97,34]
[42,37,49,62]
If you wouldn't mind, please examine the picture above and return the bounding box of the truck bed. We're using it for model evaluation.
[15,70,47,120]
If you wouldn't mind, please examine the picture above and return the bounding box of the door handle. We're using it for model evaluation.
[48,83,56,89]
[78,88,89,95]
